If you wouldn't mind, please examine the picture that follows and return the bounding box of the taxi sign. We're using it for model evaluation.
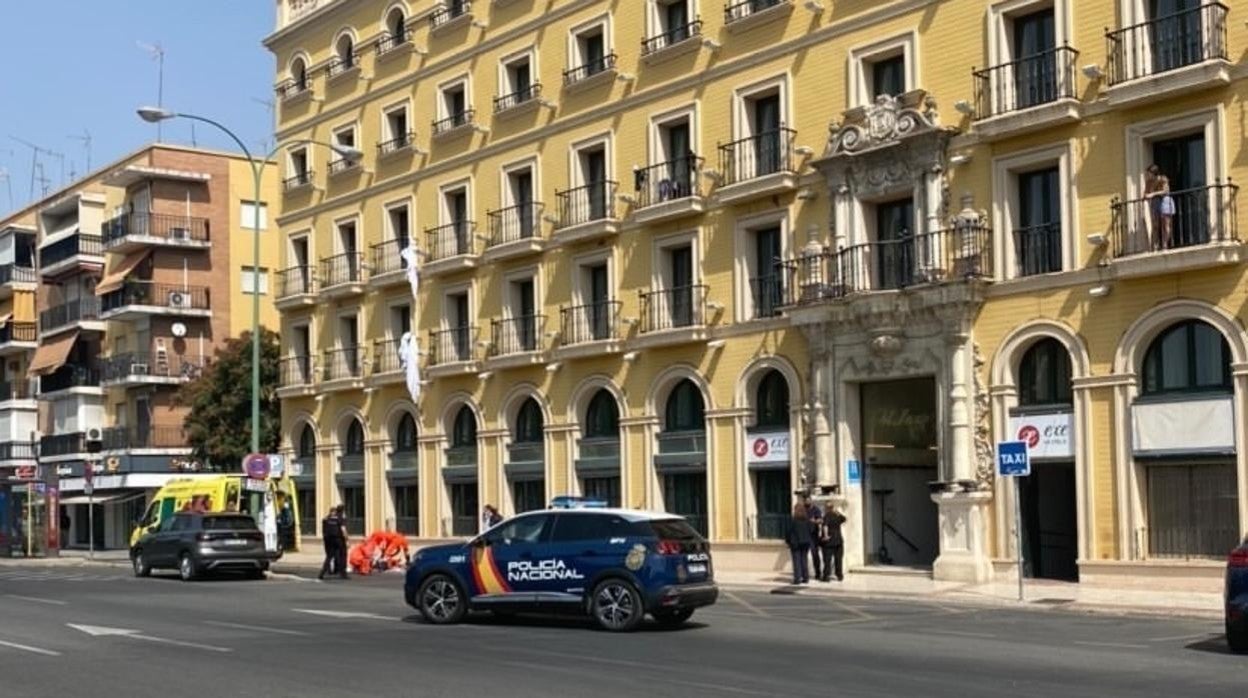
[996,440,1030,478]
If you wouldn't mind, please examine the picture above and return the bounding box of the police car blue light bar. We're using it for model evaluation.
[548,496,609,509]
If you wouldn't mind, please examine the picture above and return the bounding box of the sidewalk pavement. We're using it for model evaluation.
[15,550,1225,620]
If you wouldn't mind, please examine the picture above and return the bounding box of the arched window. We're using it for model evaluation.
[754,370,790,428]
[584,390,619,439]
[514,398,544,444]
[1018,338,1073,406]
[335,34,355,67]
[298,424,316,459]
[394,413,417,452]
[1142,321,1231,395]
[664,379,705,432]
[344,419,365,455]
[452,406,477,448]
[291,57,308,90]
[386,7,406,41]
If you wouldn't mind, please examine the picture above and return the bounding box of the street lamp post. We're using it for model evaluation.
[136,107,362,457]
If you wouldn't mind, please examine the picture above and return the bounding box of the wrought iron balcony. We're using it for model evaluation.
[493,83,542,113]
[323,346,364,382]
[725,0,789,25]
[563,52,617,86]
[276,265,316,299]
[555,181,618,229]
[0,321,37,346]
[376,31,410,57]
[324,55,357,79]
[283,171,314,191]
[560,301,621,345]
[0,380,32,402]
[40,298,102,332]
[102,212,211,249]
[100,281,211,315]
[40,432,86,457]
[490,315,544,356]
[429,326,477,366]
[377,132,417,156]
[1014,222,1063,277]
[39,365,102,394]
[276,79,310,101]
[101,352,204,384]
[102,426,189,451]
[974,46,1079,119]
[717,127,796,185]
[640,285,709,333]
[1107,3,1228,85]
[280,355,315,388]
[641,19,703,57]
[432,109,475,136]
[429,0,471,29]
[371,238,412,277]
[319,252,365,289]
[373,338,403,375]
[780,225,994,305]
[0,442,36,461]
[1109,182,1238,258]
[40,233,103,270]
[0,263,36,286]
[749,275,785,319]
[487,203,542,247]
[425,222,477,262]
[634,156,702,208]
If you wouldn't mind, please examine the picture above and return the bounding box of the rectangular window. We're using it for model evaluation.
[448,291,471,361]
[874,198,915,290]
[385,105,409,143]
[666,244,694,327]
[391,304,412,337]
[752,226,782,318]
[1147,462,1239,559]
[871,55,907,99]
[387,203,411,248]
[577,146,609,221]
[241,266,270,295]
[1015,167,1061,276]
[1010,8,1057,109]
[240,201,268,231]
[579,27,606,70]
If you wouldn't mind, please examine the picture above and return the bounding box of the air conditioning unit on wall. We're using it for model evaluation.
[167,290,192,309]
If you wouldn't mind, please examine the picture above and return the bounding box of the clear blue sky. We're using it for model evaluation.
[0,1,274,215]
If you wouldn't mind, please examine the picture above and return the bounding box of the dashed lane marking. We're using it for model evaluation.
[1072,640,1149,650]
[923,629,998,639]
[203,621,309,636]
[0,639,61,657]
[5,594,68,606]
[1147,632,1220,643]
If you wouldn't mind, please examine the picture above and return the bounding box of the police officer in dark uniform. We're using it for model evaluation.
[333,505,349,579]
[319,507,342,580]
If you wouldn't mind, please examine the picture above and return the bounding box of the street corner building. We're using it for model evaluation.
[0,144,282,554]
[267,0,1248,591]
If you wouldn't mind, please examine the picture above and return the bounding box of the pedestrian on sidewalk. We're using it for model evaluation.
[785,502,812,585]
[319,507,342,580]
[802,495,824,581]
[481,505,503,532]
[819,507,847,582]
[334,505,349,579]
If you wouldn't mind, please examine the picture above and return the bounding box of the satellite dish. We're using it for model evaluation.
[171,322,187,338]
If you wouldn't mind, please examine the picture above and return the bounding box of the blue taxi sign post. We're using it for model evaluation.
[997,440,1030,602]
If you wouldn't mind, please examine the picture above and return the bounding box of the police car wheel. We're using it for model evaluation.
[654,608,694,627]
[591,579,643,632]
[418,574,466,624]
[132,551,150,578]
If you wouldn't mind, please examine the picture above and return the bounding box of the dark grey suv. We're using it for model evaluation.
[130,512,272,581]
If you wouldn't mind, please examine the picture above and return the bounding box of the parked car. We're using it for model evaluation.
[131,512,272,581]
[1227,538,1248,653]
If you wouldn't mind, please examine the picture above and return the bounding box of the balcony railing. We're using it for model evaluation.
[280,355,315,387]
[974,46,1079,119]
[40,298,102,331]
[1109,182,1238,258]
[641,19,703,56]
[276,265,316,298]
[40,432,85,458]
[102,212,211,247]
[0,442,36,461]
[563,52,617,86]
[1014,222,1063,277]
[725,0,788,24]
[323,346,363,381]
[328,156,358,175]
[102,352,204,383]
[1107,3,1229,85]
[779,225,994,304]
[0,264,35,285]
[491,315,544,356]
[283,171,314,191]
[749,275,784,319]
[371,238,411,276]
[556,181,618,229]
[494,83,542,113]
[276,80,310,101]
[640,285,709,333]
[425,222,477,262]
[319,252,364,288]
[0,321,37,344]
[429,326,477,365]
[718,127,796,185]
[635,156,702,208]
[102,426,189,451]
[377,132,416,155]
[41,233,103,269]
[324,55,357,78]
[429,0,471,29]
[373,338,402,374]
[432,109,475,136]
[487,203,541,247]
[100,281,210,314]
[39,365,102,394]
[561,301,620,345]
[376,31,409,57]
[0,381,32,401]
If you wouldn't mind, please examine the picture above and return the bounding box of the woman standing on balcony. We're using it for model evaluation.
[1145,164,1175,250]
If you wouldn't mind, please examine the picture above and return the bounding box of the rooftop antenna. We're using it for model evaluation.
[33,162,50,198]
[9,136,63,200]
[137,40,167,141]
[251,97,276,153]
[69,129,92,173]
[0,168,13,212]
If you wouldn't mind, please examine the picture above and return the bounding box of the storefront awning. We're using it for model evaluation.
[27,330,79,376]
[95,249,151,295]
[59,492,146,506]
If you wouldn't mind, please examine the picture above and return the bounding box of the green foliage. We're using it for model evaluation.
[177,328,281,469]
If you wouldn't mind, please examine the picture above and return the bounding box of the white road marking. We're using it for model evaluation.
[5,594,68,606]
[0,639,61,657]
[203,620,308,636]
[924,629,998,639]
[1072,640,1149,650]
[67,623,231,653]
[291,609,400,622]
[722,590,768,617]
[1147,632,1218,643]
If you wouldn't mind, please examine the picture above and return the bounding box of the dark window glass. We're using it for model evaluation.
[298,425,316,458]
[871,55,906,99]
[171,515,194,532]
[452,406,477,447]
[345,420,365,455]
[1018,338,1072,406]
[205,516,260,532]
[647,517,704,542]
[584,390,620,439]
[664,379,705,432]
[755,370,790,427]
[482,514,551,546]
[550,513,637,542]
[1142,321,1231,395]
[394,413,418,452]
[514,398,544,444]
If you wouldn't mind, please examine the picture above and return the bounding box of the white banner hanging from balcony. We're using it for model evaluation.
[399,331,421,405]
[401,245,420,301]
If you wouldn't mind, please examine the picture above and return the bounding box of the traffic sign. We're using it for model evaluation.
[996,440,1030,478]
[14,466,37,481]
[846,459,862,486]
[267,454,285,478]
[243,453,269,480]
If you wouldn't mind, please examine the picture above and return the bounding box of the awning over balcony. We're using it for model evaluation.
[27,330,79,376]
[95,249,151,295]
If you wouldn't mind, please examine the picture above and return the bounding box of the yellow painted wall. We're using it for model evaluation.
[227,157,283,335]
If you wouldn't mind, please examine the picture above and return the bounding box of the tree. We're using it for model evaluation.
[177,329,281,470]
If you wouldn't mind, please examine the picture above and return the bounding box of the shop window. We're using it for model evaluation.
[1142,321,1230,396]
[1018,338,1072,406]
[664,379,705,432]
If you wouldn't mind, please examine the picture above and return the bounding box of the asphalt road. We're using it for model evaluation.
[0,564,1241,697]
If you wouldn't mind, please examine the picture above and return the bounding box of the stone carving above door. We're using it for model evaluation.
[825,90,944,158]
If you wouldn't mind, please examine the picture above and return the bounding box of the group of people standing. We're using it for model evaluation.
[785,497,846,585]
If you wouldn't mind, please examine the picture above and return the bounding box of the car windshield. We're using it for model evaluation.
[205,516,259,532]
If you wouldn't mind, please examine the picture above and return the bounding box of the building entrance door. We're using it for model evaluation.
[1020,461,1078,581]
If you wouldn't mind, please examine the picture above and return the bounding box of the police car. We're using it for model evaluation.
[404,507,717,631]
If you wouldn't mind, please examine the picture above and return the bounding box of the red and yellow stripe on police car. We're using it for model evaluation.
[471,547,510,595]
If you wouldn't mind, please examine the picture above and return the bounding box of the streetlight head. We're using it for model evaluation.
[136,106,176,123]
[332,145,365,164]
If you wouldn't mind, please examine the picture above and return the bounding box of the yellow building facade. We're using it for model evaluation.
[269,0,1246,586]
